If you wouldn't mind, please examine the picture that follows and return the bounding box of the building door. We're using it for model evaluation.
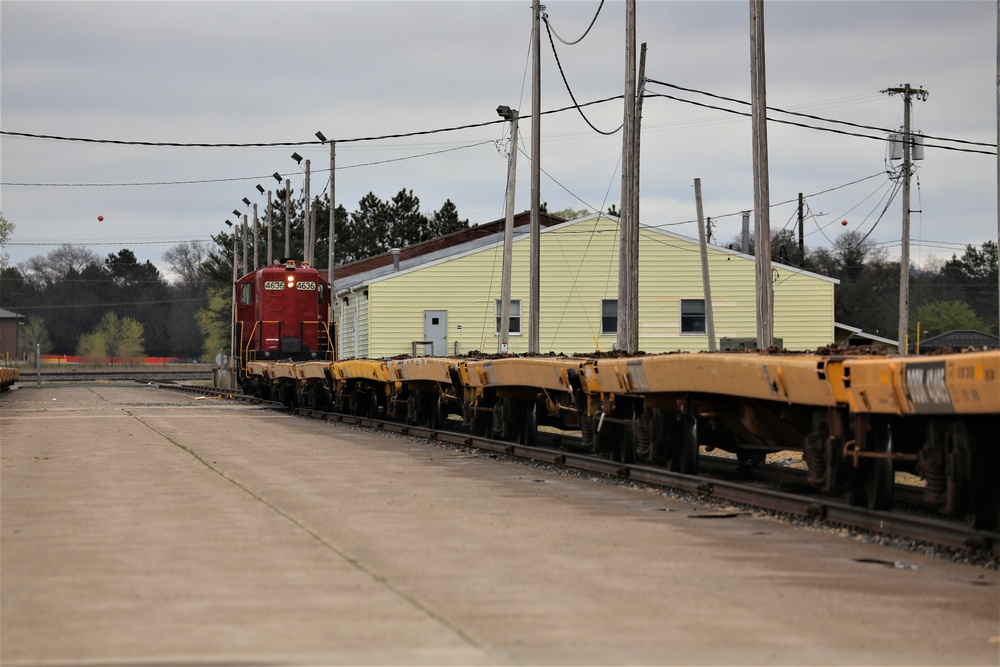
[423,310,447,356]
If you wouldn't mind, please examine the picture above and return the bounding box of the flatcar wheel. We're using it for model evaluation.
[366,390,379,420]
[616,414,636,464]
[521,402,538,447]
[863,423,894,511]
[678,416,699,475]
[429,394,442,430]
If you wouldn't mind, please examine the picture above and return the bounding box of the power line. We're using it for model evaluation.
[648,79,996,150]
[3,84,992,158]
[644,85,997,157]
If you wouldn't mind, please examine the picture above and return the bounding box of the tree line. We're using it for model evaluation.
[767,229,998,341]
[1,198,996,364]
[0,190,470,363]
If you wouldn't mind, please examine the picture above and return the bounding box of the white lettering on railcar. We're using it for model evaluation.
[264,280,285,290]
[904,362,953,414]
[296,281,317,291]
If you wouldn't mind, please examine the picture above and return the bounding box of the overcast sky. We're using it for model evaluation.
[2,0,997,279]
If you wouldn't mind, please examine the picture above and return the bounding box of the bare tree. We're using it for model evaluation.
[19,244,100,287]
[162,241,210,296]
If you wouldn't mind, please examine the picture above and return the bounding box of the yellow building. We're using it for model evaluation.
[334,213,837,358]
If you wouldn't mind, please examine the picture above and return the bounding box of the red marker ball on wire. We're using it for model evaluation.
[841,220,848,226]
[98,215,104,221]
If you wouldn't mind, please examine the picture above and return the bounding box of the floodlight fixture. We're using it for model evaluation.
[315,130,327,142]
[233,209,241,218]
[256,184,265,194]
[224,220,233,228]
[291,152,303,164]
[496,105,517,120]
[242,197,251,207]
[273,172,282,182]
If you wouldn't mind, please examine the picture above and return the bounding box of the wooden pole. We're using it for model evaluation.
[884,83,927,353]
[304,159,312,265]
[499,111,519,354]
[529,0,541,354]
[797,192,804,267]
[749,0,773,349]
[617,0,636,353]
[284,179,291,259]
[267,191,273,266]
[241,214,248,276]
[252,203,259,271]
[629,42,646,353]
[695,178,717,352]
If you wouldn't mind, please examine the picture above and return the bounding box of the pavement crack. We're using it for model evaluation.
[124,409,482,650]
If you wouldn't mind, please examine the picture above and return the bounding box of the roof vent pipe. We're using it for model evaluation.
[391,248,400,272]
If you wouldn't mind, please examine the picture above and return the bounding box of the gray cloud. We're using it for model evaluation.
[2,0,995,274]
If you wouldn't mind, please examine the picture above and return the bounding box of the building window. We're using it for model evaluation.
[601,299,617,335]
[494,299,522,335]
[680,299,706,334]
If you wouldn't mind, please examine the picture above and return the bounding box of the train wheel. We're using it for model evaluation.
[429,394,442,430]
[520,402,538,447]
[277,382,293,408]
[616,411,637,464]
[677,416,700,475]
[489,400,504,440]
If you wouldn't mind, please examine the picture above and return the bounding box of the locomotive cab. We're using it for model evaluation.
[234,260,333,375]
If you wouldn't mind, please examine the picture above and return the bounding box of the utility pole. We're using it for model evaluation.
[617,0,637,353]
[328,140,336,350]
[267,190,273,266]
[241,214,248,276]
[497,106,519,354]
[304,159,312,265]
[695,178,717,352]
[883,83,928,354]
[529,0,542,354]
[252,203,259,270]
[749,0,773,349]
[284,178,291,259]
[627,43,646,354]
[798,193,804,267]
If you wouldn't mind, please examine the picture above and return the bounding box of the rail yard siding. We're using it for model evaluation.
[352,214,836,358]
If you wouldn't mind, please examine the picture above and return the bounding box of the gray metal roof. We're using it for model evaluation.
[918,329,999,349]
[0,307,25,319]
[335,222,532,294]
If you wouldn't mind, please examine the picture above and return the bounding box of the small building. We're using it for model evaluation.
[833,322,898,353]
[913,329,1000,354]
[0,307,25,362]
[333,213,838,358]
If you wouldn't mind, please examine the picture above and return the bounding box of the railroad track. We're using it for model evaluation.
[154,380,1000,560]
[17,369,213,383]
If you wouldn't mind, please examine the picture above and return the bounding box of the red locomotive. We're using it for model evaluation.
[233,259,333,376]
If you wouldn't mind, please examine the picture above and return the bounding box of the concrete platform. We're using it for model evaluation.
[2,383,997,666]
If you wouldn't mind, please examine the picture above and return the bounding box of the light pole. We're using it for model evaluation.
[317,130,336,358]
[497,105,518,354]
[225,219,237,380]
[232,209,246,276]
[292,152,311,265]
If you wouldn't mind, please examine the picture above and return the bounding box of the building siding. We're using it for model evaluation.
[349,215,836,358]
